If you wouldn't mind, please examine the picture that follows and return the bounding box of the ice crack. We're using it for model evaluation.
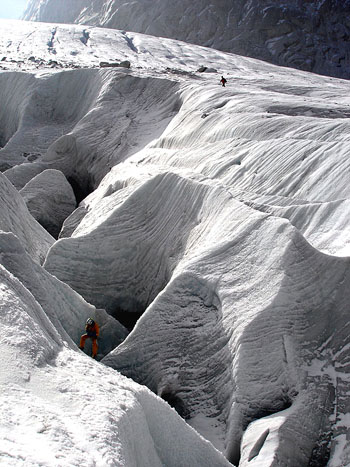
[122,32,138,53]
[47,27,57,54]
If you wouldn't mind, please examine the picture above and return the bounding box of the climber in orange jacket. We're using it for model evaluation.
[79,318,99,359]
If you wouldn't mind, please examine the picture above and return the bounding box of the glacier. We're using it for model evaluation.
[1,18,350,467]
[22,0,350,79]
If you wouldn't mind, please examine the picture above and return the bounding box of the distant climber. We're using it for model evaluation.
[79,318,99,359]
[220,76,227,87]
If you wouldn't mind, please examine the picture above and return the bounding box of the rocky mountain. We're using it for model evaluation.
[22,0,350,79]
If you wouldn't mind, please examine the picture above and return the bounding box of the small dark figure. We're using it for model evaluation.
[79,318,100,358]
[220,76,227,87]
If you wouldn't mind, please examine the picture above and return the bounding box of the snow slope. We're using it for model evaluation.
[1,19,350,466]
[22,0,350,79]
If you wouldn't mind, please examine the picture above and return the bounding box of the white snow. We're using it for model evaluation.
[21,0,350,80]
[0,17,350,467]
[0,235,230,467]
[0,171,54,264]
[20,168,76,237]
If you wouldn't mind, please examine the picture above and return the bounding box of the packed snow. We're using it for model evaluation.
[1,18,350,467]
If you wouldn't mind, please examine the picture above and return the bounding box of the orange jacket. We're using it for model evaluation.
[85,321,99,338]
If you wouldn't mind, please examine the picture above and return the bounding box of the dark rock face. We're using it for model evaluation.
[22,0,350,79]
[22,0,87,24]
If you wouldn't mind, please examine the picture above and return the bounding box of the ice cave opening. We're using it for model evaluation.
[66,175,94,205]
[109,306,144,332]
[160,389,190,420]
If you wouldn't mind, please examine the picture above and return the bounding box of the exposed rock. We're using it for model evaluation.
[197,66,217,73]
[100,61,119,68]
[100,60,131,68]
[20,169,77,238]
[119,60,131,68]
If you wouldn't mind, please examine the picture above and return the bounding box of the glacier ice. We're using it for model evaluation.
[1,18,350,467]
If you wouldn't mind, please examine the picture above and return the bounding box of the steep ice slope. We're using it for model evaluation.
[20,169,76,238]
[241,198,350,257]
[1,19,350,466]
[22,0,350,79]
[0,171,53,264]
[2,71,180,196]
[0,256,231,467]
[45,169,350,464]
[1,21,350,256]
[0,68,103,172]
[0,231,127,355]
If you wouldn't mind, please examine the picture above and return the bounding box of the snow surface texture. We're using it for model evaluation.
[1,19,350,467]
[0,171,53,264]
[22,0,350,79]
[0,258,230,466]
[20,169,77,238]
